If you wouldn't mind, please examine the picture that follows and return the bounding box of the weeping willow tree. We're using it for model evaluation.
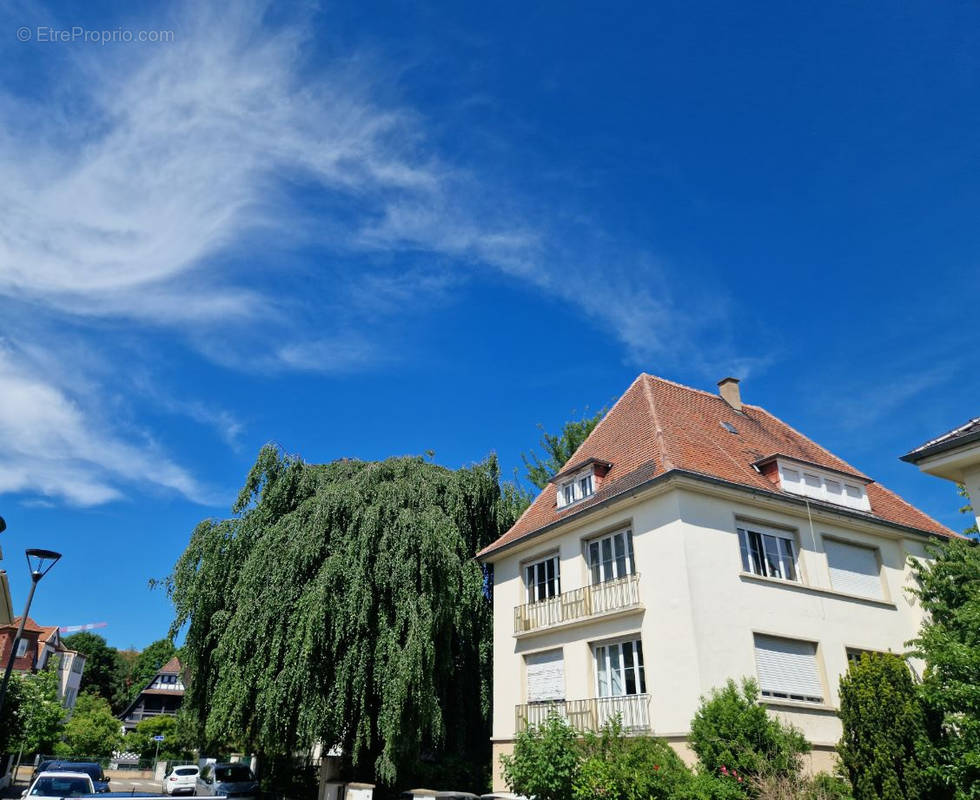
[168,445,511,788]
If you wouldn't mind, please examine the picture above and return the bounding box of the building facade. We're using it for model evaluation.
[0,618,86,712]
[119,656,185,731]
[479,374,955,791]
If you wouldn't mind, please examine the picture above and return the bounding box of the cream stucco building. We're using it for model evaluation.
[478,374,956,791]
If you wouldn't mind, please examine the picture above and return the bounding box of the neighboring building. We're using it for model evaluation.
[119,656,185,731]
[0,617,87,711]
[478,374,956,790]
[0,571,12,627]
[902,417,980,531]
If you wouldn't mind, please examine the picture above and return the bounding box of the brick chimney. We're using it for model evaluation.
[718,377,742,411]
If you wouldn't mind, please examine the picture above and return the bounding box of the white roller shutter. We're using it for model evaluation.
[754,635,823,701]
[526,650,564,702]
[825,539,883,599]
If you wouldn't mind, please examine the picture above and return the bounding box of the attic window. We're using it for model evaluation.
[776,459,871,512]
[720,421,739,434]
[557,468,595,509]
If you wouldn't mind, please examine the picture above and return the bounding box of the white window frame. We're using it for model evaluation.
[737,524,799,582]
[15,638,28,658]
[524,554,561,604]
[776,459,871,512]
[594,638,646,698]
[753,633,824,705]
[587,528,635,584]
[556,467,596,508]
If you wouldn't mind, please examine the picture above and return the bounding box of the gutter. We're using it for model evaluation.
[901,428,980,464]
[479,468,953,562]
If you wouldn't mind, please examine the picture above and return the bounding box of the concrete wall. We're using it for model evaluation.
[488,479,934,790]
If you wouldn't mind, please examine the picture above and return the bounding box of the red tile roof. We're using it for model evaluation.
[479,374,955,558]
[5,616,47,634]
[160,656,182,674]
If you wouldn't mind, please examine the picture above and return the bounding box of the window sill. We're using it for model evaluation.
[738,572,896,608]
[761,698,837,713]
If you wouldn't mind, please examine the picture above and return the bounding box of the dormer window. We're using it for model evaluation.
[769,457,871,512]
[557,468,595,508]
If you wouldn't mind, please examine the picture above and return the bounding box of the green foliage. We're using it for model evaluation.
[59,692,123,758]
[0,674,25,753]
[168,446,509,787]
[127,716,189,761]
[126,638,177,702]
[500,714,580,800]
[521,409,605,489]
[956,484,978,537]
[908,538,980,798]
[837,652,932,800]
[689,679,809,785]
[13,668,66,754]
[575,717,693,800]
[61,632,129,711]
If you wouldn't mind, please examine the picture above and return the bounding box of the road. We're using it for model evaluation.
[107,777,166,795]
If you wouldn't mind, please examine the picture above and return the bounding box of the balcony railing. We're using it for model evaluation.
[514,574,641,634]
[516,694,652,734]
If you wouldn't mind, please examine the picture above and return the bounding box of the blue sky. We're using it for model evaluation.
[0,0,977,649]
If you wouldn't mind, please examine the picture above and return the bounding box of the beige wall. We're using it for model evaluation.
[488,478,934,791]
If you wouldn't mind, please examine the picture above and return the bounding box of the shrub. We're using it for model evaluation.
[500,713,579,800]
[837,652,933,800]
[575,717,693,800]
[689,679,809,785]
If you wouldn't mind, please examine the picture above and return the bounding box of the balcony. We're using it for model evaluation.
[516,694,652,734]
[514,574,642,635]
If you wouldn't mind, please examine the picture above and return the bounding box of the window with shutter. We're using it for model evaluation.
[526,650,564,703]
[753,634,823,703]
[824,539,883,599]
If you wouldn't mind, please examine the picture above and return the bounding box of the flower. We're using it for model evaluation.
[653,765,660,771]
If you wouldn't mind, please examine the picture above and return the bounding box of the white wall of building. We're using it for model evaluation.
[488,478,936,789]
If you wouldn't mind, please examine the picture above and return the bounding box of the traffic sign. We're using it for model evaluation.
[153,735,166,741]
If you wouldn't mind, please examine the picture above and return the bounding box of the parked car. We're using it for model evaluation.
[36,761,109,793]
[399,792,480,799]
[197,763,259,800]
[164,765,201,796]
[29,761,56,782]
[23,771,95,799]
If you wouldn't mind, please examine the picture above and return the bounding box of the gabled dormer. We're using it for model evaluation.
[550,458,612,510]
[754,454,871,512]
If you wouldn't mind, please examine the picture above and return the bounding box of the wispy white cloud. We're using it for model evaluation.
[0,0,753,506]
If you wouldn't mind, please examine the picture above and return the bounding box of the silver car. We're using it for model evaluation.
[197,763,259,800]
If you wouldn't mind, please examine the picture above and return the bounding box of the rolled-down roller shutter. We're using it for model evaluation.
[754,634,823,701]
[824,539,883,599]
[526,650,564,702]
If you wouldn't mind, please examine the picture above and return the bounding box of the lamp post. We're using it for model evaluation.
[0,545,62,718]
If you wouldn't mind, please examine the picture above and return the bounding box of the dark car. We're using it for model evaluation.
[39,762,110,793]
[197,763,259,800]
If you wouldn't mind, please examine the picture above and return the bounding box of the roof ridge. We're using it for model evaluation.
[642,372,727,401]
[641,374,674,471]
[556,373,645,472]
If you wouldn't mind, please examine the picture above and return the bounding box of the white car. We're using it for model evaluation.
[164,765,201,796]
[24,771,95,799]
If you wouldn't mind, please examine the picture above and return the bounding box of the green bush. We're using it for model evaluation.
[575,717,693,800]
[500,713,580,800]
[837,652,933,800]
[689,679,809,786]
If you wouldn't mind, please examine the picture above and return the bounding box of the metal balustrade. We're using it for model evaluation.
[514,574,641,634]
[515,693,652,733]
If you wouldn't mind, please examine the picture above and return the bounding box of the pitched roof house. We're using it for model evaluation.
[119,656,185,731]
[902,416,980,532]
[481,374,954,790]
[0,617,86,711]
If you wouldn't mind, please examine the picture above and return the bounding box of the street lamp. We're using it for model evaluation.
[0,545,62,718]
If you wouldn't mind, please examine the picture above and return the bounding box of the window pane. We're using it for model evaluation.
[737,529,751,572]
[608,646,624,696]
[601,538,613,582]
[589,542,601,584]
[763,534,782,578]
[614,533,627,578]
[635,641,646,693]
[596,646,608,697]
[627,531,635,574]
[779,538,797,582]
[748,531,765,575]
[623,643,636,695]
[546,558,556,597]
